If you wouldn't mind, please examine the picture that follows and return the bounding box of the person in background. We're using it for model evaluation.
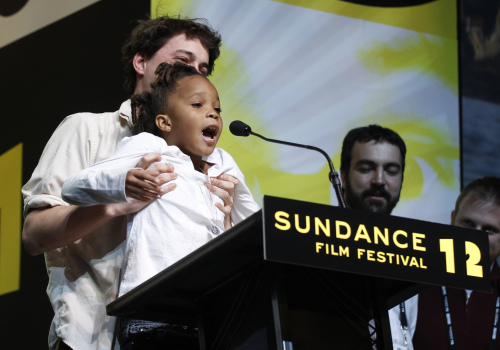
[411,176,500,350]
[340,124,405,216]
[340,124,417,350]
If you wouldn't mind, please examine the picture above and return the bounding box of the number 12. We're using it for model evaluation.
[439,239,483,277]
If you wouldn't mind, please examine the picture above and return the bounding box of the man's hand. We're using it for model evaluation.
[206,174,238,230]
[22,153,177,255]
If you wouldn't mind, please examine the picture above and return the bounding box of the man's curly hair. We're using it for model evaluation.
[122,16,221,95]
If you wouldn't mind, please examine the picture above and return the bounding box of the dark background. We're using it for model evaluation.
[1,0,500,348]
[459,0,500,186]
[0,0,149,347]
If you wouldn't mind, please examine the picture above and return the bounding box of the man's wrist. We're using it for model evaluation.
[101,204,123,219]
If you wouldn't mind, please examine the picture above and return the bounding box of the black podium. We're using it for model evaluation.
[107,196,491,350]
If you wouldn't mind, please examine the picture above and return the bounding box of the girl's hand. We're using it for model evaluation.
[206,174,238,230]
[125,153,177,202]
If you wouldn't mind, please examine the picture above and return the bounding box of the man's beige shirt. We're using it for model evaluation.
[22,100,132,350]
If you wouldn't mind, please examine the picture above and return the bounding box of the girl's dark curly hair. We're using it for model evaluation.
[131,62,203,136]
[122,16,222,95]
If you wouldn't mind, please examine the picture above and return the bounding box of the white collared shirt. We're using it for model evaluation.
[389,296,419,350]
[22,101,133,350]
[62,132,260,296]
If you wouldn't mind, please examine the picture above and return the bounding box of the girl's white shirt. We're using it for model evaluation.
[62,132,260,296]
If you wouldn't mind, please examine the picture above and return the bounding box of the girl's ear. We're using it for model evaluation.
[156,114,172,132]
[132,52,147,76]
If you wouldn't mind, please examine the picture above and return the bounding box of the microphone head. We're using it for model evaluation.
[229,120,252,137]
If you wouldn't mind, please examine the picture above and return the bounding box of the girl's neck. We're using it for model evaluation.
[192,157,212,174]
[191,156,203,172]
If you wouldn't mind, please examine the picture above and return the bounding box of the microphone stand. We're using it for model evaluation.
[246,130,346,208]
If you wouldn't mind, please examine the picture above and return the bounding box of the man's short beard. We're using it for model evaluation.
[344,180,399,215]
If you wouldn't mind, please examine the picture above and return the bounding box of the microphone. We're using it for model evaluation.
[229,120,252,137]
[229,120,346,208]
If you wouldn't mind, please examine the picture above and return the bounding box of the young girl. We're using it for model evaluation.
[61,63,260,348]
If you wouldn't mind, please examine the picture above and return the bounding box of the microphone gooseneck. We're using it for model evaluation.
[229,120,346,208]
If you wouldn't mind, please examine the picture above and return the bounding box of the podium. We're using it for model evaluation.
[107,196,491,350]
